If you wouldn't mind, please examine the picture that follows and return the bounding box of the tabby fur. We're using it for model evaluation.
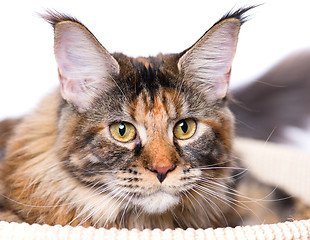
[0,7,309,230]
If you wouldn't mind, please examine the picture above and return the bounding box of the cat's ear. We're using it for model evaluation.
[50,15,119,111]
[178,11,245,101]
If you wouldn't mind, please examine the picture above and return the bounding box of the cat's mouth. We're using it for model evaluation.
[132,190,179,214]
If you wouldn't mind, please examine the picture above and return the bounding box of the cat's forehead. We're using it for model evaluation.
[99,53,219,125]
[110,53,180,102]
[135,57,154,69]
[113,53,180,87]
[128,88,180,124]
[119,55,184,120]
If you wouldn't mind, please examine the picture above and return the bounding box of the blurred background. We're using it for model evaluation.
[0,0,309,150]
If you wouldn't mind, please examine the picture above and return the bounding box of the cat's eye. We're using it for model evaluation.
[173,119,197,140]
[109,122,136,143]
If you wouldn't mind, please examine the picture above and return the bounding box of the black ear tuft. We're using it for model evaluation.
[216,5,259,26]
[39,10,82,28]
[177,6,260,101]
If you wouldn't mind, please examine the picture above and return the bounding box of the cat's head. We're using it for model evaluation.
[44,8,249,222]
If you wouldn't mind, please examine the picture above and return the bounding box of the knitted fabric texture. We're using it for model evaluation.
[0,138,309,240]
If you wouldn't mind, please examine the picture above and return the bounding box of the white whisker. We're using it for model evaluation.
[194,184,246,225]
[119,193,134,228]
[101,190,131,228]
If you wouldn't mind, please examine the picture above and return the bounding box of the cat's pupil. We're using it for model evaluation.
[180,121,188,133]
[119,124,126,136]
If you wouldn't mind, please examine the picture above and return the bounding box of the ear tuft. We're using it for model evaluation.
[40,10,81,27]
[44,12,119,111]
[217,5,257,25]
[178,7,255,101]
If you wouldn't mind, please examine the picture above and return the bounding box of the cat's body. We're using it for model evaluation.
[0,8,309,230]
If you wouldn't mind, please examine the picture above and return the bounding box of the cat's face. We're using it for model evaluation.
[47,10,241,218]
[57,54,234,215]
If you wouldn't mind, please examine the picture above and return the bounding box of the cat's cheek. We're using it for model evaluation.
[132,192,179,214]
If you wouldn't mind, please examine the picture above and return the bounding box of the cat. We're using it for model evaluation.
[0,7,309,230]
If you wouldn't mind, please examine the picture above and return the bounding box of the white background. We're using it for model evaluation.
[1,0,310,120]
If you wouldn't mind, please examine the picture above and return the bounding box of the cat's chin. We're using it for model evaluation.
[133,191,179,214]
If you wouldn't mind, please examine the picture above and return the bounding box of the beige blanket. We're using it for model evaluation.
[0,138,309,240]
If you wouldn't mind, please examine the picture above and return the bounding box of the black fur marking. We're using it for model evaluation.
[180,6,257,57]
[90,149,133,169]
[84,130,99,146]
[130,60,176,100]
[139,65,158,93]
[217,6,258,25]
[134,140,143,156]
[273,188,295,209]
[269,187,296,221]
[184,136,222,167]
[41,10,82,27]
[173,139,183,157]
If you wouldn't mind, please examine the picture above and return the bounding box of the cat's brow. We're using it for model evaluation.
[129,88,180,125]
[136,57,153,69]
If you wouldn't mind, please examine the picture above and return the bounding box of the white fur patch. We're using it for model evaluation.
[133,191,179,214]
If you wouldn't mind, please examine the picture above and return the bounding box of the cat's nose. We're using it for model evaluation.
[151,165,175,183]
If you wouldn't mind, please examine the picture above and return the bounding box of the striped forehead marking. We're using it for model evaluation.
[136,57,153,70]
[132,89,180,124]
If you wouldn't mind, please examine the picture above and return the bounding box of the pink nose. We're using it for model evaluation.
[151,165,175,183]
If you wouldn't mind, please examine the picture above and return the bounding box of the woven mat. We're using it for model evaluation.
[0,138,309,240]
[0,219,310,240]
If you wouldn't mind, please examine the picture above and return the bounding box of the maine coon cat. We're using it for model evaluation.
[0,7,309,230]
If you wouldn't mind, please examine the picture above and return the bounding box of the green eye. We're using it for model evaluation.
[173,119,197,140]
[110,122,136,142]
